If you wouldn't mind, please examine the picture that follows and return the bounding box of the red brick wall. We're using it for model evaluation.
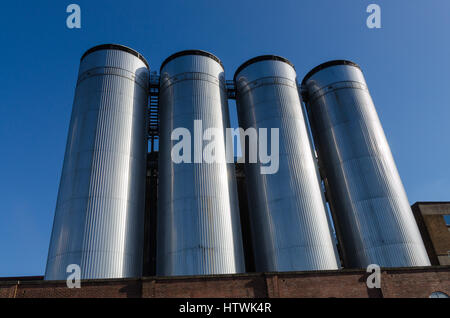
[423,215,450,257]
[381,267,450,298]
[412,202,450,265]
[0,285,16,298]
[143,274,267,298]
[267,271,371,298]
[1,267,448,298]
[12,280,141,298]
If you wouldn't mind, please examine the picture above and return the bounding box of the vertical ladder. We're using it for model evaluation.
[226,80,236,100]
[148,72,160,152]
[147,76,235,150]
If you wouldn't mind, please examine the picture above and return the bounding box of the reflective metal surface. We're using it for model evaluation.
[157,51,245,276]
[45,45,149,280]
[302,61,430,268]
[234,56,340,272]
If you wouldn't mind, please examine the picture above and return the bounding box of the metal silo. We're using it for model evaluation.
[234,56,340,272]
[157,50,245,276]
[301,60,430,268]
[45,44,149,280]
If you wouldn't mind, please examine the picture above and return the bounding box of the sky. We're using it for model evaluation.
[0,0,449,276]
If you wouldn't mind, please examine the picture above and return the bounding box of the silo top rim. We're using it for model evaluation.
[81,44,149,69]
[301,60,360,86]
[160,50,224,72]
[234,55,295,81]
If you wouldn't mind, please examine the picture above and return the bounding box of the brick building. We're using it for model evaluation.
[0,266,449,298]
[412,202,450,266]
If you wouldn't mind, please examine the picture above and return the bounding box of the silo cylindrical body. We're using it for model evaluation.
[157,50,245,276]
[234,56,340,272]
[45,44,149,280]
[301,60,430,268]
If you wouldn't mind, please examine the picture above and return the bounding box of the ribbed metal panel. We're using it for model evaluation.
[157,51,245,276]
[45,45,149,280]
[234,57,340,272]
[302,61,430,268]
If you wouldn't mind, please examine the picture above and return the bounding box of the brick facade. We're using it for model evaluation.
[412,202,450,265]
[1,266,448,298]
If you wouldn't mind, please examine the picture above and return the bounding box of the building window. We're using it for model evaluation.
[429,291,449,298]
[444,215,450,226]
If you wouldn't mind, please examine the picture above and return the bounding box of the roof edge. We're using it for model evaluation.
[301,60,360,86]
[160,50,223,72]
[80,44,149,69]
[234,55,294,81]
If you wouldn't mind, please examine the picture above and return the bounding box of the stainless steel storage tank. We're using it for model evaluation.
[157,50,245,276]
[45,44,149,280]
[301,60,430,268]
[234,56,340,272]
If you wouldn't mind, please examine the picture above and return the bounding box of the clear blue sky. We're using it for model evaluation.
[0,0,449,276]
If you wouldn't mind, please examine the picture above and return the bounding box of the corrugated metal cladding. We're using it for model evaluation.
[302,61,430,268]
[45,45,149,280]
[234,56,340,272]
[157,51,245,276]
